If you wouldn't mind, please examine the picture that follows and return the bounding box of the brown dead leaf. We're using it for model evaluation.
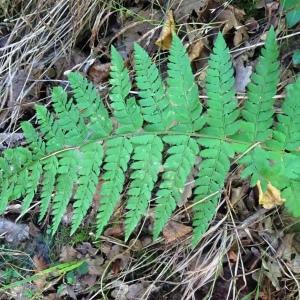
[217,5,248,46]
[189,39,206,61]
[104,224,124,238]
[81,274,97,286]
[245,17,259,33]
[59,246,79,262]
[111,281,147,300]
[57,284,77,299]
[257,181,285,209]
[87,257,105,276]
[112,258,123,275]
[33,254,49,289]
[163,221,192,244]
[155,10,176,50]
[228,250,238,263]
[262,259,282,290]
[171,0,208,22]
[277,233,300,274]
[76,242,97,256]
[116,8,162,57]
[88,62,111,84]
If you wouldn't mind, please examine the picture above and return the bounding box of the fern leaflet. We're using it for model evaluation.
[193,32,239,246]
[110,46,143,133]
[125,135,163,240]
[96,137,132,237]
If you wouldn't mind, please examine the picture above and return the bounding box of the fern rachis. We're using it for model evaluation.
[1,28,300,247]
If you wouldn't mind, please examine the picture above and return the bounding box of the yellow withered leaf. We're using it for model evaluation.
[155,10,176,50]
[257,181,285,209]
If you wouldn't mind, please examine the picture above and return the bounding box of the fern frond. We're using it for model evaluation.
[265,78,300,215]
[167,34,204,132]
[0,148,32,213]
[21,121,45,157]
[193,140,230,244]
[52,86,87,145]
[2,29,300,248]
[35,105,64,152]
[110,46,143,133]
[193,32,239,246]
[51,151,78,234]
[71,143,103,234]
[134,44,170,131]
[271,78,300,151]
[125,134,163,240]
[282,180,300,216]
[96,137,132,236]
[21,162,43,214]
[39,156,59,221]
[68,72,112,139]
[239,27,279,186]
[0,179,13,214]
[153,135,198,239]
[241,27,279,142]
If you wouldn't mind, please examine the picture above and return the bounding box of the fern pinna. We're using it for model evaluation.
[1,27,300,246]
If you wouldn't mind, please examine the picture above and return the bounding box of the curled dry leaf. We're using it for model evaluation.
[111,281,147,300]
[257,181,285,209]
[87,62,111,84]
[117,8,163,57]
[163,220,192,244]
[155,10,176,50]
[59,245,78,262]
[171,0,208,22]
[217,5,248,46]
[87,257,105,276]
[189,39,207,61]
[104,224,124,238]
[228,249,238,263]
[262,259,282,290]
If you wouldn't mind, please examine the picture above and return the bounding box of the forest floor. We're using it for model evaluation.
[1,0,300,299]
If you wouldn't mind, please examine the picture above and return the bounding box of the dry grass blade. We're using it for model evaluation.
[0,0,112,132]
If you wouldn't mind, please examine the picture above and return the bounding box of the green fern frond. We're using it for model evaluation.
[134,43,171,131]
[282,181,300,216]
[265,78,300,215]
[21,122,45,157]
[71,143,103,235]
[39,156,58,221]
[52,86,87,145]
[35,105,64,152]
[239,27,279,186]
[51,151,78,235]
[1,30,300,247]
[110,46,143,133]
[68,72,112,139]
[21,162,43,214]
[192,32,239,246]
[271,78,300,151]
[241,27,279,143]
[125,135,163,241]
[167,34,204,132]
[0,180,13,214]
[96,137,132,236]
[153,136,198,239]
[0,148,32,213]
